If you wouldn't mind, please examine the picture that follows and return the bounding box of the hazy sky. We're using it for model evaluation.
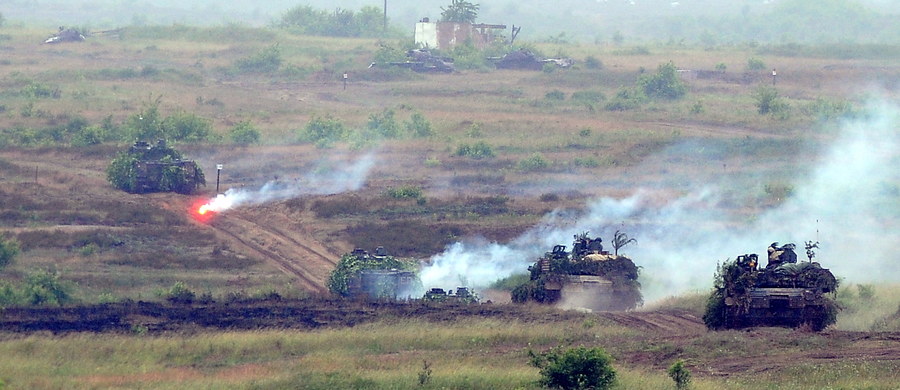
[3,0,898,43]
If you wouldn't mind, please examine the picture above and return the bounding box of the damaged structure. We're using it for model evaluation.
[414,18,506,50]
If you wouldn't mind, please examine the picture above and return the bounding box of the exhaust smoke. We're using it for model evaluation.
[421,99,899,303]
[196,152,377,214]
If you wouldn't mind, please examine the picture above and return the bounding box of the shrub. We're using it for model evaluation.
[166,281,196,304]
[638,61,686,100]
[668,360,692,389]
[234,44,282,74]
[715,62,727,72]
[690,100,704,114]
[405,112,434,137]
[605,87,646,111]
[229,121,261,145]
[545,90,566,100]
[367,109,401,138]
[529,346,617,390]
[21,269,74,306]
[753,85,788,115]
[300,115,347,145]
[584,56,603,69]
[746,57,766,71]
[518,153,550,172]
[386,185,423,199]
[571,91,605,103]
[161,110,211,142]
[0,236,20,269]
[455,141,495,159]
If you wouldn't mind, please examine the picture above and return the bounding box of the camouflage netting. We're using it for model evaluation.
[512,255,642,310]
[758,262,838,292]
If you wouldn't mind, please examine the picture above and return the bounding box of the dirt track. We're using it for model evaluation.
[205,210,339,294]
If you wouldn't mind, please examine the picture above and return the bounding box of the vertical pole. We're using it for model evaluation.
[383,0,387,35]
[216,163,223,194]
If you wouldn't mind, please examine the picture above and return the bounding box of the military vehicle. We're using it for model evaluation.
[107,140,205,194]
[43,27,86,44]
[384,49,455,73]
[511,233,642,311]
[422,286,478,304]
[489,49,575,70]
[328,247,421,300]
[704,242,839,331]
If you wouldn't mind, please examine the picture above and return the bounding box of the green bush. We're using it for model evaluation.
[234,44,282,74]
[0,236,20,269]
[455,141,495,159]
[753,86,791,119]
[638,61,686,100]
[668,360,692,389]
[367,109,401,139]
[571,91,605,103]
[529,346,617,390]
[385,185,423,199]
[405,112,434,137]
[161,110,211,142]
[518,153,550,172]
[746,57,767,71]
[166,281,196,304]
[300,115,347,145]
[545,90,566,100]
[605,87,647,111]
[229,121,261,145]
[21,270,75,306]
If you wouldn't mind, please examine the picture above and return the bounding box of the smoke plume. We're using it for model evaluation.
[421,100,899,302]
[202,152,377,212]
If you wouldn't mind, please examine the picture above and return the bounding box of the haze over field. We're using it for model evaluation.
[3,0,899,44]
[422,99,900,302]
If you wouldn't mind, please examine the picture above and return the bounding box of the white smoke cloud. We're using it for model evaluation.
[202,152,377,212]
[421,99,899,303]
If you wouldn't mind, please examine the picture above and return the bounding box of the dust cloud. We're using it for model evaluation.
[421,99,899,303]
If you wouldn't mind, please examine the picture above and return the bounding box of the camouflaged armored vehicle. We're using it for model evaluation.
[704,242,839,331]
[511,233,642,311]
[106,140,205,194]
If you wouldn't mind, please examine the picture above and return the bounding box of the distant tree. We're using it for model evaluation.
[440,0,479,23]
[638,61,686,100]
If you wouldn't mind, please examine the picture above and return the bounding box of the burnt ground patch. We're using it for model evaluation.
[0,298,592,335]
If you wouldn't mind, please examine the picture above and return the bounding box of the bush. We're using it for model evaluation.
[0,236,20,269]
[300,115,347,145]
[229,121,261,145]
[753,85,788,115]
[367,109,401,139]
[668,360,692,389]
[530,346,617,390]
[518,153,550,172]
[545,90,566,100]
[638,61,686,100]
[746,57,767,71]
[455,141,495,159]
[21,269,75,306]
[386,185,423,199]
[605,87,646,111]
[234,44,282,74]
[405,112,434,137]
[584,56,603,69]
[571,91,605,104]
[161,110,211,142]
[166,281,196,304]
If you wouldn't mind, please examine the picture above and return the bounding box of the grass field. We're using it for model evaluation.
[1,23,899,389]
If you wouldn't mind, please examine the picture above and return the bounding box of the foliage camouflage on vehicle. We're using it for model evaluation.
[704,242,839,331]
[106,140,205,194]
[327,247,420,299]
[512,232,642,311]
